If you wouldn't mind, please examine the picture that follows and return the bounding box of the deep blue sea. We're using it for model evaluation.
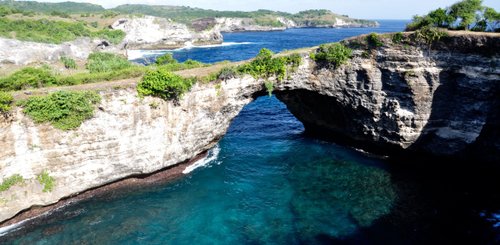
[4,21,500,244]
[130,20,407,64]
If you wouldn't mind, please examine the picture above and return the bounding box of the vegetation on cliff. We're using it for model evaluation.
[238,48,301,81]
[137,69,195,101]
[0,174,24,192]
[18,90,101,130]
[0,91,13,113]
[406,0,500,32]
[86,53,132,73]
[37,170,55,192]
[310,43,353,68]
[0,16,125,44]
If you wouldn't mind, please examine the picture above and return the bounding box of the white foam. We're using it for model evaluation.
[182,145,221,174]
[127,42,255,60]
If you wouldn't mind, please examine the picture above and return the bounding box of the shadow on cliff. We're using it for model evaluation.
[406,68,500,165]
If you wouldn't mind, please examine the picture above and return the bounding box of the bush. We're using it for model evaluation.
[0,174,24,192]
[366,33,383,47]
[0,67,57,91]
[155,53,177,65]
[0,91,14,113]
[392,32,404,44]
[37,170,55,192]
[311,43,352,68]
[413,26,448,45]
[86,52,132,73]
[264,81,274,97]
[60,56,77,69]
[92,29,125,45]
[19,90,101,130]
[237,48,298,81]
[137,69,194,101]
[217,66,239,80]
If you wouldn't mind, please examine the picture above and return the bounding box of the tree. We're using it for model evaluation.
[428,8,454,28]
[448,0,484,30]
[483,7,500,31]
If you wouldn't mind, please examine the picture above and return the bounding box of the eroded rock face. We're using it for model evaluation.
[0,77,264,223]
[111,16,223,49]
[276,33,500,160]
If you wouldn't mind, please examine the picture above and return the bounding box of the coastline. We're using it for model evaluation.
[0,151,208,238]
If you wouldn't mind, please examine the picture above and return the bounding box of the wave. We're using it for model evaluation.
[127,42,255,60]
[182,145,221,174]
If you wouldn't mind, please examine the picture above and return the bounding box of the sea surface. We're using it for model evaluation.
[130,20,407,64]
[4,21,500,244]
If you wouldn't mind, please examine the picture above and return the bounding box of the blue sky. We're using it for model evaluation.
[21,0,500,19]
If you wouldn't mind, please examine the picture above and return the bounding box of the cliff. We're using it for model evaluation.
[0,32,498,226]
[111,16,223,49]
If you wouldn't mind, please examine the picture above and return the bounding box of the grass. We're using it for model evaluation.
[61,56,77,69]
[0,17,125,44]
[0,91,13,113]
[86,52,132,73]
[0,67,57,91]
[37,170,55,192]
[18,90,101,130]
[0,174,24,192]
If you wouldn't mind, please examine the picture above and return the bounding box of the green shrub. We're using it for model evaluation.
[60,56,77,69]
[101,11,119,19]
[86,52,132,73]
[155,53,177,65]
[237,48,298,81]
[311,43,353,68]
[156,57,206,71]
[92,29,125,45]
[366,33,383,47]
[50,11,70,18]
[90,21,98,28]
[37,170,55,192]
[392,32,404,44]
[413,26,448,45]
[0,67,57,91]
[0,91,14,113]
[264,81,274,97]
[217,66,239,80]
[0,174,24,192]
[137,68,194,101]
[19,90,101,130]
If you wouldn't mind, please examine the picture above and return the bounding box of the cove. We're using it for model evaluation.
[4,96,500,244]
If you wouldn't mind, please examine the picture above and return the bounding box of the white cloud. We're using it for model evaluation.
[17,0,500,19]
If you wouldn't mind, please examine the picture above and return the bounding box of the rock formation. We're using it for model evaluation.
[111,16,223,49]
[0,32,498,227]
[0,37,121,66]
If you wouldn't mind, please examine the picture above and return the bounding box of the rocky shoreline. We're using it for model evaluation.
[0,151,207,238]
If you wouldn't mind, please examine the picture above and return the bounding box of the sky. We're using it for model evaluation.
[20,0,500,19]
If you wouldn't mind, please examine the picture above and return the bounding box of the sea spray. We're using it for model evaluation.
[182,145,221,174]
